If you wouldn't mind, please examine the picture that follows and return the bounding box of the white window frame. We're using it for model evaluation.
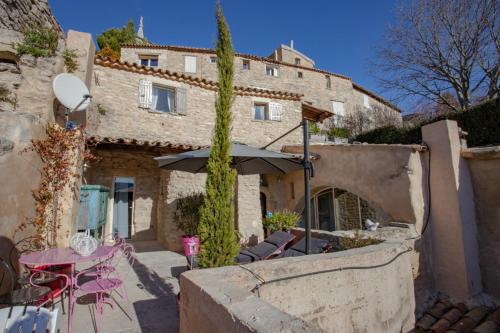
[253,102,269,121]
[294,58,301,65]
[209,56,217,64]
[139,55,159,67]
[242,59,251,70]
[151,84,176,113]
[184,55,197,73]
[265,64,279,77]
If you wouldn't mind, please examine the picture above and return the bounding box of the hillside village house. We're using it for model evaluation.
[83,34,402,250]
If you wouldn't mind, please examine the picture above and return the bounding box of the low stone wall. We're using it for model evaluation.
[463,147,500,299]
[180,239,415,333]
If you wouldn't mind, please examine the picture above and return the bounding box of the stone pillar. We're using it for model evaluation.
[235,174,264,245]
[65,30,95,128]
[421,120,482,300]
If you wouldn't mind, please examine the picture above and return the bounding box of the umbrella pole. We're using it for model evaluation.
[302,120,312,255]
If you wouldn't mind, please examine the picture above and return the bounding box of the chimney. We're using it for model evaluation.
[290,40,294,49]
[274,50,278,61]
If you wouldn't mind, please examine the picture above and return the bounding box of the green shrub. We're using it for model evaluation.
[97,104,107,115]
[354,98,499,147]
[339,231,383,250]
[263,210,300,232]
[62,49,78,73]
[175,193,204,236]
[309,122,321,135]
[15,26,58,57]
[328,127,350,138]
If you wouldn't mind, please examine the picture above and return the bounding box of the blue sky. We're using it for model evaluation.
[49,0,402,110]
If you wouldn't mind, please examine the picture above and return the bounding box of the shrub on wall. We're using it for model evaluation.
[15,26,58,57]
[354,98,499,147]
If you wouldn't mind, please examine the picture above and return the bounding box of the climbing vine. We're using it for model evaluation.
[16,124,97,250]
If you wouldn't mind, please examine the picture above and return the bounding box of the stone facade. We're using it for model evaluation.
[120,44,402,126]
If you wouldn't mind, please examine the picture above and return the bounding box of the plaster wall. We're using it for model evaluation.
[265,144,427,230]
[463,147,500,299]
[180,240,415,333]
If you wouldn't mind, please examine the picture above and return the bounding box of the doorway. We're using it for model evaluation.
[113,177,134,239]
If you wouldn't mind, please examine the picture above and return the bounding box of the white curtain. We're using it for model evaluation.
[152,86,175,112]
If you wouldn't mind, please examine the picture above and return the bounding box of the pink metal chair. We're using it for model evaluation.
[71,243,136,332]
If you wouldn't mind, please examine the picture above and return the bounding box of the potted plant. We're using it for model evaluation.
[328,126,350,143]
[263,209,301,236]
[175,192,204,256]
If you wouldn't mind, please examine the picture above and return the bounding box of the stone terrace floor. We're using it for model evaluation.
[57,241,186,333]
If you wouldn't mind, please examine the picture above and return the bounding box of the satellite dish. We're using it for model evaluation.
[53,73,91,112]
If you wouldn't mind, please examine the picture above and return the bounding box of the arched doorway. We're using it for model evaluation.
[299,187,383,231]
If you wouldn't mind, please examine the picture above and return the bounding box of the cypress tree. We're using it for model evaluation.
[197,3,239,267]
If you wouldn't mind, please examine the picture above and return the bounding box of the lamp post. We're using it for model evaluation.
[261,119,313,254]
[302,119,312,254]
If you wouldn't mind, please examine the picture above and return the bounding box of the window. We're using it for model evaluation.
[265,65,279,77]
[297,71,303,79]
[138,79,187,114]
[253,102,282,121]
[363,94,370,108]
[326,75,331,89]
[139,55,158,67]
[242,59,250,70]
[209,56,217,64]
[184,55,197,73]
[253,103,268,120]
[152,85,176,113]
[331,101,345,126]
[294,58,301,65]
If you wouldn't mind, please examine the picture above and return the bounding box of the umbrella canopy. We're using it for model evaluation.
[155,142,304,175]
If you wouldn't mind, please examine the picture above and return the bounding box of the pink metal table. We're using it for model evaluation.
[19,246,115,333]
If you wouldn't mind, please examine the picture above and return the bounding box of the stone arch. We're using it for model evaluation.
[294,185,390,220]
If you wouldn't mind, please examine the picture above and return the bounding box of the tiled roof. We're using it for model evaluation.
[94,56,303,101]
[87,136,205,151]
[121,44,400,112]
[415,299,500,333]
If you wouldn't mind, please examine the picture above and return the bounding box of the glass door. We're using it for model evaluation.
[113,177,134,239]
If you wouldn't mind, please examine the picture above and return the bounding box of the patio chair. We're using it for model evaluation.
[8,237,70,314]
[276,237,331,258]
[72,243,136,332]
[0,258,51,310]
[0,306,58,333]
[235,231,296,264]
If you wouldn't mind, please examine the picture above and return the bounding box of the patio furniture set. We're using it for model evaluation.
[0,234,136,333]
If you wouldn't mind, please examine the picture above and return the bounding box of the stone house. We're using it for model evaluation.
[85,36,401,250]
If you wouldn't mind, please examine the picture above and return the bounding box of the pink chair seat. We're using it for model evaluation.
[83,266,117,277]
[78,278,123,294]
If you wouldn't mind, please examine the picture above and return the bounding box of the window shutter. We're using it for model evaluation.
[176,87,187,115]
[138,79,152,108]
[184,56,197,73]
[269,102,283,121]
[363,94,370,108]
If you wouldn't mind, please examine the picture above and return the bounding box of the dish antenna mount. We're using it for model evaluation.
[52,73,92,128]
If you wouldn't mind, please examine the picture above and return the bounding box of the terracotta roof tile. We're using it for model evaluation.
[121,44,400,112]
[94,56,303,101]
[416,300,499,333]
[87,136,205,151]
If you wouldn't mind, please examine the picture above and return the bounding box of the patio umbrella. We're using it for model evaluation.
[155,142,304,175]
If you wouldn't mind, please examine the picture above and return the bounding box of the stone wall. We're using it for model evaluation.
[120,46,401,124]
[180,240,415,333]
[84,149,161,241]
[0,0,61,32]
[463,147,500,299]
[90,64,303,150]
